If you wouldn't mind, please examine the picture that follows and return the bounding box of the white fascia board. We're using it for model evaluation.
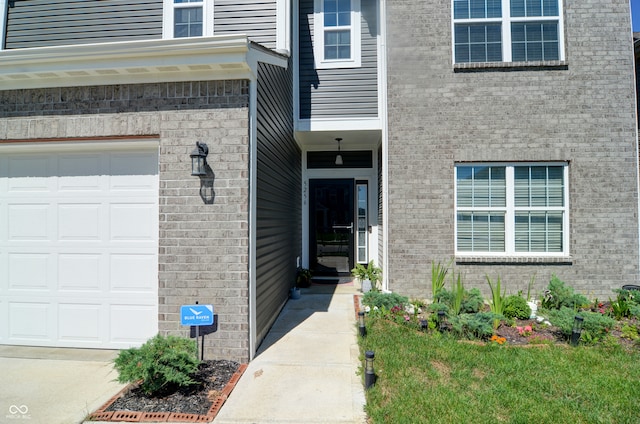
[0,36,288,90]
[296,117,381,132]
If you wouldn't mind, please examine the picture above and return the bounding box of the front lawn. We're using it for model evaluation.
[359,317,640,423]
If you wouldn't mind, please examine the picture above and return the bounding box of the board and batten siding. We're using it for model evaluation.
[298,0,378,119]
[5,0,163,49]
[255,61,301,346]
[214,0,278,50]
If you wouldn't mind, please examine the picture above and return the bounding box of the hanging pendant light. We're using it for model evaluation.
[335,137,343,165]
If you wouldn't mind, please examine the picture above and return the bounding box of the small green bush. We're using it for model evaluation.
[546,307,616,342]
[434,288,484,314]
[503,295,532,319]
[113,334,199,395]
[541,275,588,310]
[448,312,500,340]
[362,291,409,310]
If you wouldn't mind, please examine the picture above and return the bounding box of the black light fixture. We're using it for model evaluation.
[190,142,208,176]
[335,137,343,165]
[364,350,376,389]
[420,319,428,332]
[570,315,584,346]
[358,311,366,337]
[437,310,447,332]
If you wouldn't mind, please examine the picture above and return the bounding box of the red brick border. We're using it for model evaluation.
[89,363,248,423]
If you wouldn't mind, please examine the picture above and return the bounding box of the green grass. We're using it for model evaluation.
[359,317,640,424]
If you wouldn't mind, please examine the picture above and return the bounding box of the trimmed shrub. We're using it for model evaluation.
[363,291,409,310]
[113,334,199,395]
[546,307,616,342]
[448,312,501,340]
[503,295,532,319]
[541,275,588,310]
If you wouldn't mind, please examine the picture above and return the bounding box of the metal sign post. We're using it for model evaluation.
[180,303,214,361]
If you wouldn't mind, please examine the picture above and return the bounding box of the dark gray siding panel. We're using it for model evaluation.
[299,0,378,119]
[215,0,277,49]
[5,0,162,49]
[255,61,300,345]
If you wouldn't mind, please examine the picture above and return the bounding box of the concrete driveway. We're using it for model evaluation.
[0,346,124,424]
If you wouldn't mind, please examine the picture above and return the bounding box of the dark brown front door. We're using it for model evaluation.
[309,179,355,276]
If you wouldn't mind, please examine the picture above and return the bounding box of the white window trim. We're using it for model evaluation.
[163,0,214,39]
[454,162,569,257]
[451,0,565,64]
[313,0,361,69]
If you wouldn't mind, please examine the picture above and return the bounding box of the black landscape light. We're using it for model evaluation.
[420,319,428,332]
[364,350,376,389]
[358,311,366,337]
[570,315,584,346]
[190,142,208,176]
[437,310,447,332]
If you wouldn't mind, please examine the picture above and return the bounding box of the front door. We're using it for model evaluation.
[309,179,354,276]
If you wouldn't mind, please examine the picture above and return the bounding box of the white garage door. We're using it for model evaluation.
[0,141,159,349]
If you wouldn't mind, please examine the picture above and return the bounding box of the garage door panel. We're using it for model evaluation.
[0,143,159,349]
[58,253,102,292]
[9,253,51,291]
[9,204,50,240]
[110,204,157,241]
[110,304,157,344]
[8,301,53,341]
[110,253,157,293]
[58,303,101,343]
[58,203,102,240]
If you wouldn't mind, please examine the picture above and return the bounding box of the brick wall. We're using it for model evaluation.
[385,0,639,299]
[0,80,253,362]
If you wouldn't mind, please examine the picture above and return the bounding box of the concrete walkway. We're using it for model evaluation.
[0,345,124,424]
[214,282,367,423]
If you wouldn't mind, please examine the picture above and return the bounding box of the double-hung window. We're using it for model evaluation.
[163,0,214,38]
[455,163,568,256]
[452,0,564,64]
[314,0,361,69]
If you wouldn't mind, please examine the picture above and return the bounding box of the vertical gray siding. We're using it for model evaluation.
[298,0,378,119]
[255,61,301,346]
[5,0,162,49]
[214,0,278,49]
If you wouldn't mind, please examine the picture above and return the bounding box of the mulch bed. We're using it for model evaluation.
[90,360,247,423]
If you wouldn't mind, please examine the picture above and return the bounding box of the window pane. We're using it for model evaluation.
[325,13,337,26]
[511,22,559,61]
[511,0,525,17]
[515,166,564,207]
[470,0,487,18]
[456,166,505,207]
[515,212,563,252]
[511,0,556,17]
[526,0,542,17]
[325,0,337,13]
[457,212,505,252]
[454,24,502,63]
[324,30,351,60]
[174,7,202,38]
[454,0,470,19]
[338,11,351,26]
[543,0,558,16]
[487,0,502,17]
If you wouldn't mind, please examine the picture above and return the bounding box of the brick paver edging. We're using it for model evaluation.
[89,363,248,423]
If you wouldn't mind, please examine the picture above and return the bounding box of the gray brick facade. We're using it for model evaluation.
[385,0,639,299]
[0,81,253,362]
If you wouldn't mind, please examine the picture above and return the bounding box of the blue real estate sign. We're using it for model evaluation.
[180,304,214,326]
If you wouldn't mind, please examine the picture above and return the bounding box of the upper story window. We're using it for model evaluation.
[163,0,214,38]
[452,0,564,64]
[314,0,361,69]
[455,163,569,256]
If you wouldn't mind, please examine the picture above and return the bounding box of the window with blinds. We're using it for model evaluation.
[455,163,568,255]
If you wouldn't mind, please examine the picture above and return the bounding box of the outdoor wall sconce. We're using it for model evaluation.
[364,350,376,389]
[335,138,343,165]
[358,311,366,337]
[570,315,584,346]
[190,142,209,176]
[437,310,447,332]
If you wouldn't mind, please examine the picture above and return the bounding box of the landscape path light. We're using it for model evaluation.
[364,350,376,389]
[437,310,447,332]
[358,311,366,337]
[570,315,584,346]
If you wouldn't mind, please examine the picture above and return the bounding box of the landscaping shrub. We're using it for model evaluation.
[541,275,588,310]
[448,312,500,340]
[434,287,484,314]
[503,295,532,319]
[545,307,616,343]
[362,291,409,310]
[113,334,199,395]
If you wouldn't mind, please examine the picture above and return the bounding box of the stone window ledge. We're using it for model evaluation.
[454,60,568,72]
[455,256,573,265]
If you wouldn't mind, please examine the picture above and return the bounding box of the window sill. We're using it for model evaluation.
[453,60,568,73]
[455,256,573,265]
